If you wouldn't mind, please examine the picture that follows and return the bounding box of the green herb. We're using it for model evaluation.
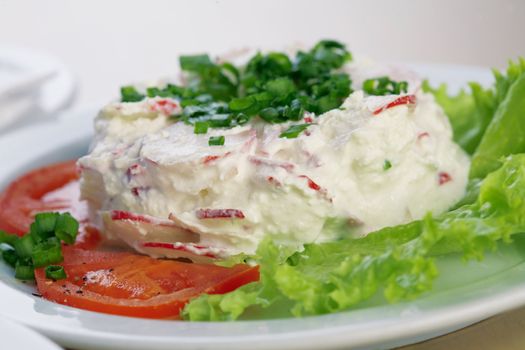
[209,135,225,146]
[0,212,79,281]
[383,159,392,170]
[14,235,35,259]
[120,86,145,102]
[279,124,310,139]
[0,230,18,246]
[45,265,67,281]
[1,249,18,268]
[14,261,34,281]
[32,238,63,268]
[54,213,79,245]
[363,76,408,96]
[194,121,209,134]
[120,40,354,130]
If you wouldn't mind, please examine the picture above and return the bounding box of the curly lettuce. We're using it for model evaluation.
[423,58,525,176]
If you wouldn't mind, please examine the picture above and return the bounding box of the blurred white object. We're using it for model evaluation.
[0,47,76,134]
[0,316,62,350]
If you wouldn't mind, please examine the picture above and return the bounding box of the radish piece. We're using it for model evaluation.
[373,95,416,115]
[438,172,452,185]
[103,210,204,260]
[195,209,245,219]
[142,241,221,261]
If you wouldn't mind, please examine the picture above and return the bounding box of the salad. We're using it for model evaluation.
[0,40,524,322]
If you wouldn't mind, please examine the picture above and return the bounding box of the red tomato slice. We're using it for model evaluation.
[0,160,100,249]
[35,247,259,319]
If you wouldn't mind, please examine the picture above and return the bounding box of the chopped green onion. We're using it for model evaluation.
[179,54,214,72]
[14,261,34,280]
[14,234,35,259]
[259,107,279,122]
[45,265,67,281]
[279,124,310,139]
[208,136,225,146]
[32,238,63,268]
[0,230,18,247]
[120,86,145,102]
[2,249,18,268]
[363,76,409,96]
[383,159,393,171]
[120,40,353,132]
[55,213,79,244]
[194,121,209,134]
[30,212,59,242]
[229,96,255,112]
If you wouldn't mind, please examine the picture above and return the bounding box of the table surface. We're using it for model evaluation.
[401,305,525,350]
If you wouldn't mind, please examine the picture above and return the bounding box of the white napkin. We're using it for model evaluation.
[0,47,76,135]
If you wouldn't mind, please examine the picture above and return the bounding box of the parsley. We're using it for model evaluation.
[383,159,393,170]
[363,77,408,96]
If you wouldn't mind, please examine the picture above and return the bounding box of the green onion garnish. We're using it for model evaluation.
[120,86,145,102]
[54,213,79,245]
[279,124,310,139]
[32,238,63,268]
[119,40,354,130]
[14,261,34,280]
[383,160,393,171]
[209,136,225,146]
[1,212,79,281]
[363,77,408,96]
[194,121,209,134]
[14,235,35,259]
[45,265,67,281]
[1,249,18,268]
[0,230,18,246]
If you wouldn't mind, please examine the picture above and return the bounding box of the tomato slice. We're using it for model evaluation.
[34,247,259,319]
[0,160,100,249]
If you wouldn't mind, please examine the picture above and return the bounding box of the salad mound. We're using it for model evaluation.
[78,41,469,260]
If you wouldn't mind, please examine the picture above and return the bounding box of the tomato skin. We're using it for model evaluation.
[0,160,78,234]
[0,160,101,249]
[35,247,259,319]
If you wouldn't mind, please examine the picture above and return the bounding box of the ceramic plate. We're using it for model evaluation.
[0,317,62,350]
[1,64,521,350]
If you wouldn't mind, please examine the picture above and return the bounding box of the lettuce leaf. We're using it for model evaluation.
[423,58,525,156]
[183,154,525,321]
[470,72,525,178]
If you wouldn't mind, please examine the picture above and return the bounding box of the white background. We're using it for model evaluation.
[0,0,524,107]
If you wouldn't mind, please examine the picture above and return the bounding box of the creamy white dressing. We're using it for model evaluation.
[78,63,470,258]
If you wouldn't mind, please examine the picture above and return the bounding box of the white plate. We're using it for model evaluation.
[0,64,519,350]
[0,317,62,350]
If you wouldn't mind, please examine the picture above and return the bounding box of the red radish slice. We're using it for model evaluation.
[195,209,245,219]
[438,172,452,185]
[103,210,201,255]
[373,95,416,115]
[249,156,295,172]
[142,241,222,261]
